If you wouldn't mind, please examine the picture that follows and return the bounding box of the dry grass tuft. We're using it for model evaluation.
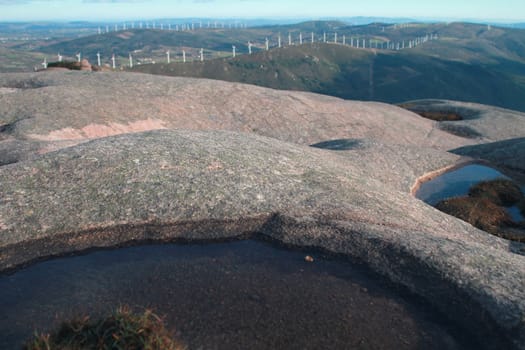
[469,179,524,207]
[24,306,185,350]
[436,196,513,235]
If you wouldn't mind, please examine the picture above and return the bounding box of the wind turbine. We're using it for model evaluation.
[167,50,170,64]
[183,50,186,63]
[248,41,253,54]
[299,32,303,45]
[334,32,337,43]
[42,57,47,69]
[200,48,204,62]
[232,45,236,58]
[278,34,282,48]
[97,52,101,66]
[111,54,116,69]
[288,32,292,46]
[76,52,81,62]
[311,32,314,44]
[265,37,269,51]
[57,53,63,62]
[129,53,133,68]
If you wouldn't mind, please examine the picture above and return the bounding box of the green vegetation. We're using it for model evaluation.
[47,61,82,70]
[24,307,184,350]
[127,22,525,111]
[435,178,525,241]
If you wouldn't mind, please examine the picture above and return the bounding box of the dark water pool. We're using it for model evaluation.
[0,240,475,349]
[416,164,509,205]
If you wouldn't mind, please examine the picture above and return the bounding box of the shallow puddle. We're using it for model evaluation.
[0,240,476,349]
[416,164,509,205]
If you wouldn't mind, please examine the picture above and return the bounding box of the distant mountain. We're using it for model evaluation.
[129,22,525,112]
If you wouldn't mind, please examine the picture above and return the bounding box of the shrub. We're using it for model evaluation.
[25,306,185,350]
[469,179,524,207]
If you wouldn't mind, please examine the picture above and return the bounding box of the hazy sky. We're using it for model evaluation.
[0,0,524,22]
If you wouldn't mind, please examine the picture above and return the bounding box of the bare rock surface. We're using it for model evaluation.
[401,99,525,142]
[451,137,525,184]
[0,130,524,349]
[1,71,525,348]
[0,72,475,157]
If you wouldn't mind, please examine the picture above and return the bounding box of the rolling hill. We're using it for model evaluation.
[122,22,525,111]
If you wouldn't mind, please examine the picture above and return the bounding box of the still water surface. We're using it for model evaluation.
[0,240,474,349]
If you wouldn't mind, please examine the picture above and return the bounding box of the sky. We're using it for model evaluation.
[0,0,524,22]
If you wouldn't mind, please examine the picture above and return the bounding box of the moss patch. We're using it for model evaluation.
[24,306,184,350]
[469,179,524,207]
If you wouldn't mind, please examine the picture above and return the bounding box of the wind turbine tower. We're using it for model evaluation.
[57,53,63,62]
[129,53,133,68]
[334,32,337,43]
[200,48,204,62]
[311,32,314,44]
[42,57,47,69]
[278,34,282,48]
[183,50,186,63]
[232,45,236,58]
[299,32,303,45]
[248,41,253,54]
[265,38,269,51]
[97,52,101,66]
[111,54,116,69]
[323,32,326,43]
[76,52,81,62]
[167,50,170,64]
[288,32,292,46]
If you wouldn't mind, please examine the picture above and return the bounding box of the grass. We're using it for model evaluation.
[24,306,185,350]
[469,179,524,206]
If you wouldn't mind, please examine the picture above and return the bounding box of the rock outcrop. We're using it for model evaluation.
[1,72,524,349]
